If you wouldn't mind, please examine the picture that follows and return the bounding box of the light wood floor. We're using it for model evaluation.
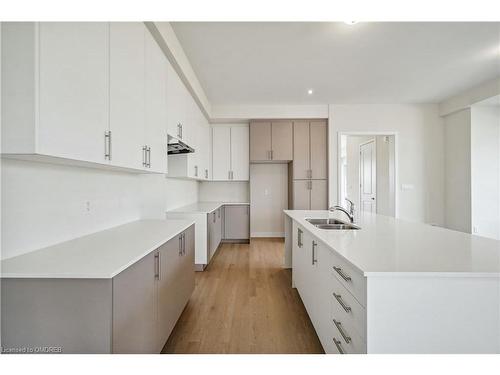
[162,238,324,354]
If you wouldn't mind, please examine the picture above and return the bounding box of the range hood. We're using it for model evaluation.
[167,136,195,155]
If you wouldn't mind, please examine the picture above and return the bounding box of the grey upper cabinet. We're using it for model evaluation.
[309,121,328,180]
[250,121,272,161]
[292,180,328,210]
[293,120,328,180]
[293,121,310,179]
[271,121,293,161]
[224,205,250,240]
[250,121,293,162]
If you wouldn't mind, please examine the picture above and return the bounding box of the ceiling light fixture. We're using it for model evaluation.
[307,89,313,95]
[344,21,358,25]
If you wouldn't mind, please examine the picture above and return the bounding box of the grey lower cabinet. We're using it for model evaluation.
[292,180,328,210]
[223,205,250,241]
[207,208,223,262]
[114,224,194,353]
[2,225,195,354]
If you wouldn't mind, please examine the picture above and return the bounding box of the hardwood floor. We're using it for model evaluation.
[162,238,324,354]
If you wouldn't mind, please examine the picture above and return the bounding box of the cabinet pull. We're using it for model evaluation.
[205,169,208,179]
[179,235,183,256]
[182,233,186,255]
[312,241,317,265]
[213,212,216,223]
[218,209,221,219]
[194,165,198,177]
[307,169,312,179]
[333,338,345,354]
[104,131,112,160]
[333,266,352,282]
[180,124,183,139]
[333,319,352,344]
[142,146,148,167]
[154,252,160,280]
[147,146,151,168]
[177,123,182,138]
[333,293,351,313]
[297,228,303,248]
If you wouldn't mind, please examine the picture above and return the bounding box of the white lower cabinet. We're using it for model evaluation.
[292,222,367,354]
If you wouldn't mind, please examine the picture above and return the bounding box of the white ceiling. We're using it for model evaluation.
[171,22,500,106]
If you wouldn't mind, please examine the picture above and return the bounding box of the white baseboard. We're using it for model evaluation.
[251,232,285,238]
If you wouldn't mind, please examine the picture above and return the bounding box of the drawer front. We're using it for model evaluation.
[331,252,366,306]
[331,319,366,354]
[330,273,366,340]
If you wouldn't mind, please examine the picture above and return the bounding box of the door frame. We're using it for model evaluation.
[359,138,377,214]
[337,131,399,218]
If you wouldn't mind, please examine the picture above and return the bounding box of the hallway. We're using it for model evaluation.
[162,238,324,354]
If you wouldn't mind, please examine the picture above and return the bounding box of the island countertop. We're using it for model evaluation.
[0,219,195,279]
[284,210,500,276]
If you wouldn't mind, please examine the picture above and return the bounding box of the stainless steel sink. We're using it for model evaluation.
[305,218,346,225]
[305,218,360,230]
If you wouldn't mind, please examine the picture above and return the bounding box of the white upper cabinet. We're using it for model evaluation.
[2,22,109,163]
[109,22,146,170]
[230,127,250,181]
[166,61,189,143]
[144,30,168,173]
[212,127,231,180]
[1,22,169,173]
[211,125,249,181]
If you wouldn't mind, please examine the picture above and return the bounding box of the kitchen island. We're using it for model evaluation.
[284,210,500,354]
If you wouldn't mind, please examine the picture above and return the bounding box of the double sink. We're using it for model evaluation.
[305,218,360,230]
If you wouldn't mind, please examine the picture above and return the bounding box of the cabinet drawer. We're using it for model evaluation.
[331,252,366,306]
[331,319,366,354]
[330,273,366,340]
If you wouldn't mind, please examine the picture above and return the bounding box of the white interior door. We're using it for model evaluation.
[360,140,377,213]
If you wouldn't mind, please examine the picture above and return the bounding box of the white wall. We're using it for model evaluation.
[249,164,288,237]
[443,109,471,233]
[329,104,445,225]
[470,105,500,239]
[1,159,198,260]
[198,181,249,203]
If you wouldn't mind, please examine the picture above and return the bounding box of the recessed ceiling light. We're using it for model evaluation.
[344,21,358,25]
[307,89,313,95]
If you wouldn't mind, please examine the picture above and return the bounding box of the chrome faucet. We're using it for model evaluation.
[329,198,355,223]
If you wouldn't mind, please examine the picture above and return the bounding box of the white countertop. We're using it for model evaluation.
[167,201,250,214]
[0,219,195,279]
[285,210,500,276]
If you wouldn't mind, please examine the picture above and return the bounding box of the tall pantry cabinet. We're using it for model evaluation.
[291,120,328,210]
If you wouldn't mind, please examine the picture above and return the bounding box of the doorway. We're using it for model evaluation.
[338,133,397,219]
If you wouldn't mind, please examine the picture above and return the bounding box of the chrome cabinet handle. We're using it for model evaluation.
[147,146,151,168]
[182,233,186,255]
[312,241,317,265]
[142,146,147,167]
[307,169,312,179]
[333,266,352,282]
[213,212,216,223]
[104,131,112,160]
[205,169,208,179]
[154,252,160,280]
[333,319,352,344]
[180,124,183,138]
[298,228,303,248]
[333,293,351,313]
[333,338,345,354]
[194,165,198,177]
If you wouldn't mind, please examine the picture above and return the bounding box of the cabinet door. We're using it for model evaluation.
[224,205,250,240]
[109,22,145,170]
[113,251,156,353]
[157,237,181,351]
[293,180,311,210]
[230,126,250,180]
[212,127,231,180]
[271,121,293,161]
[250,122,271,161]
[314,241,334,352]
[180,227,195,304]
[292,121,310,179]
[311,180,328,210]
[166,61,185,139]
[310,120,328,179]
[145,31,168,173]
[38,22,108,163]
